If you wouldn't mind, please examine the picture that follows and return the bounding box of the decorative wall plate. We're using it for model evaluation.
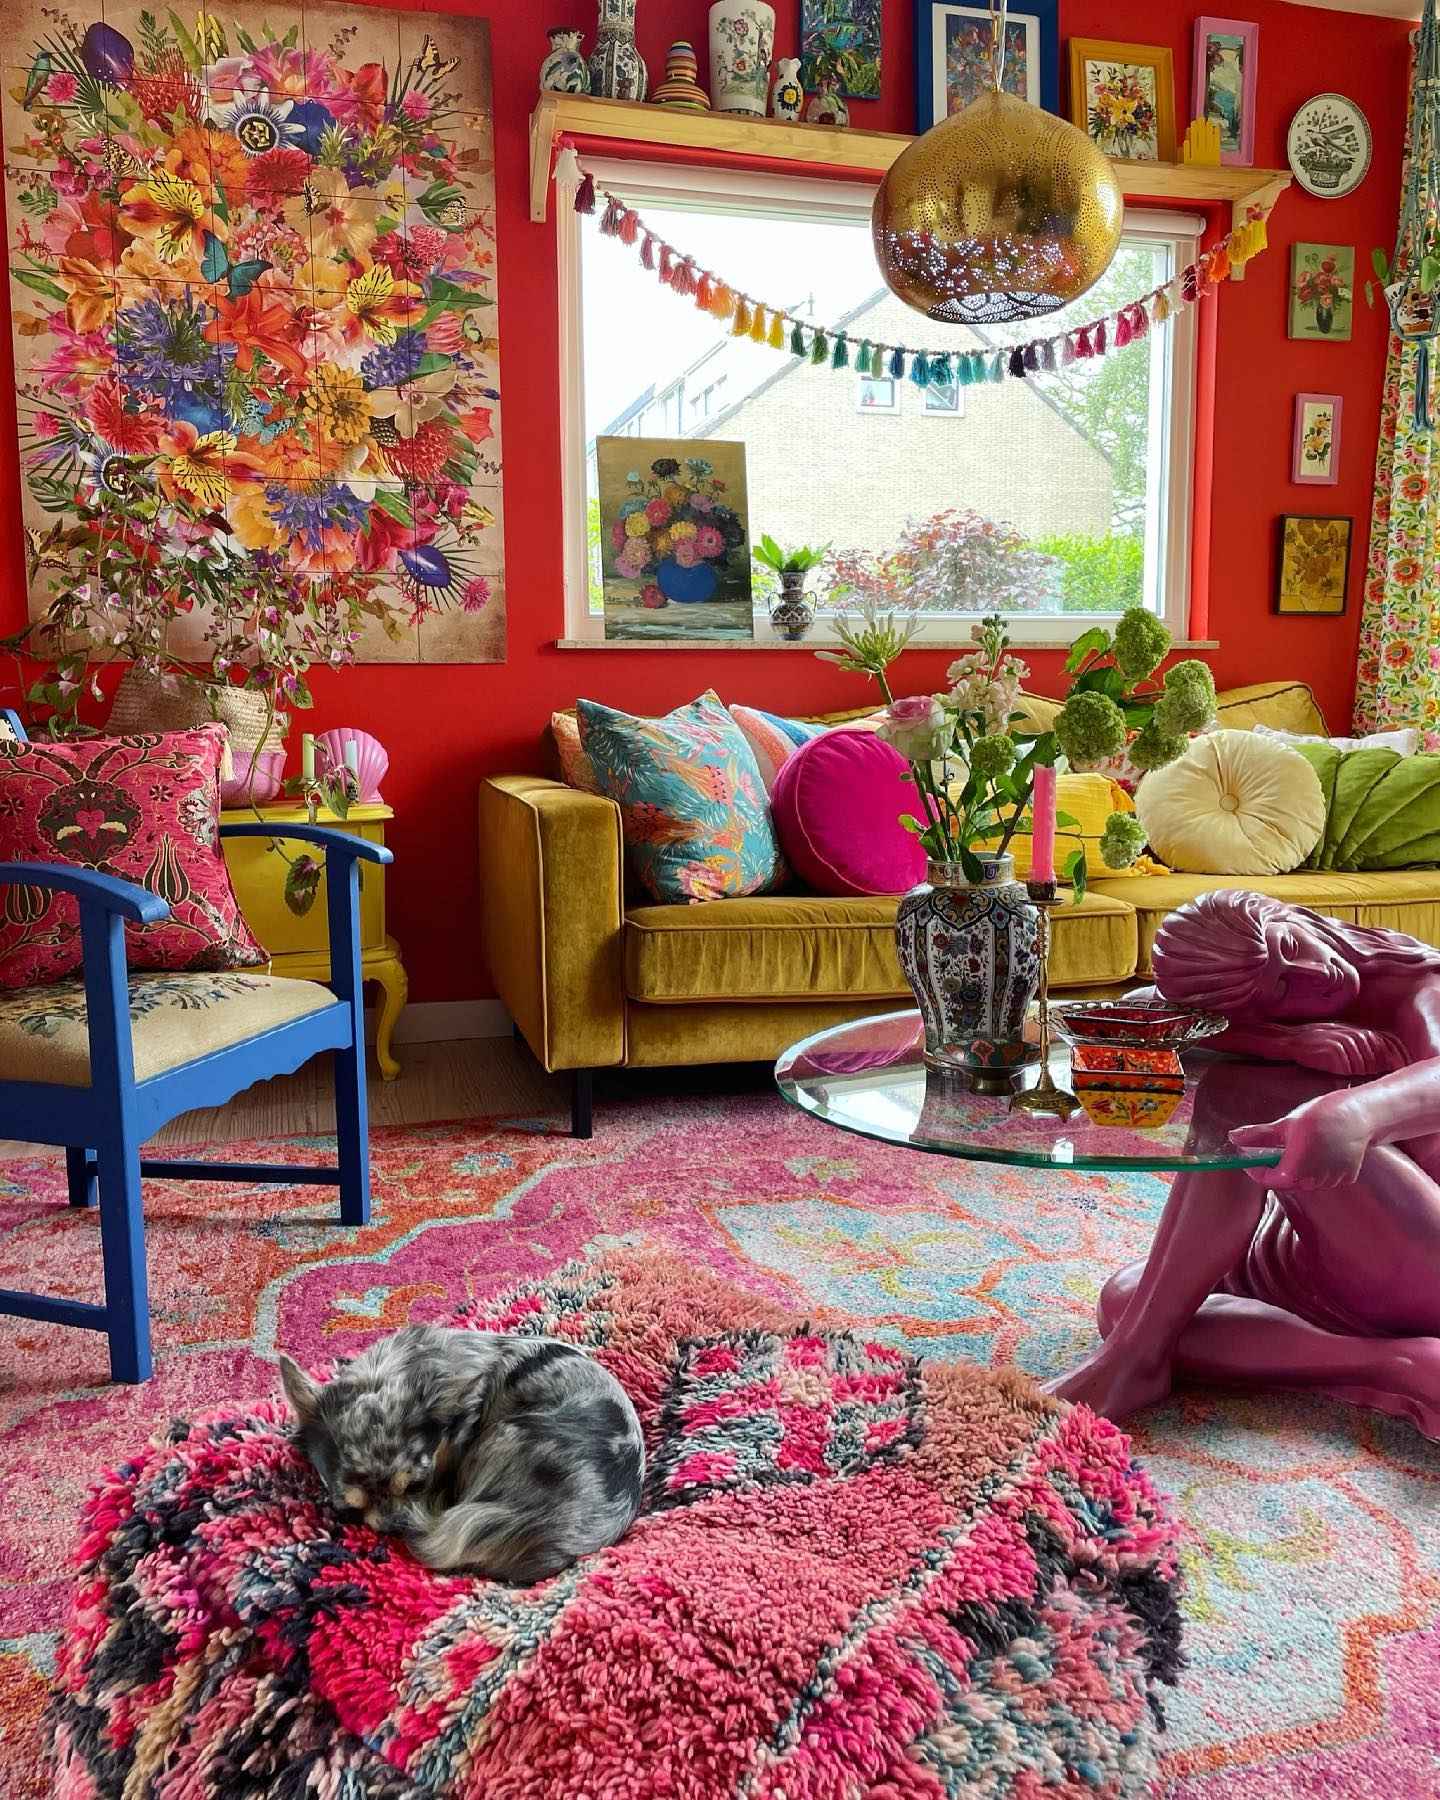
[1287,92,1372,198]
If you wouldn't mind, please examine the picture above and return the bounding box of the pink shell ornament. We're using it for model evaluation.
[315,727,388,802]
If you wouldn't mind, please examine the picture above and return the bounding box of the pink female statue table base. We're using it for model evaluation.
[1050,889,1440,1440]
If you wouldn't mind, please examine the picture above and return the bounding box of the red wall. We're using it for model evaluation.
[0,0,1412,1003]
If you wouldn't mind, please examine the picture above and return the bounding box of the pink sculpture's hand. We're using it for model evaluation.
[1230,1091,1368,1191]
[1216,1020,1409,1078]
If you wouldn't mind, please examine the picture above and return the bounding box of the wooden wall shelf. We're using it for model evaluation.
[530,93,1291,242]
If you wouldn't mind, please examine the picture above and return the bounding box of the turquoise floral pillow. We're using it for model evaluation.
[578,692,787,902]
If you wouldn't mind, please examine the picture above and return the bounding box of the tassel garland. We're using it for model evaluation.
[567,167,1277,393]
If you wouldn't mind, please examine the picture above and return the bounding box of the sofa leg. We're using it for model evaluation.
[571,1071,594,1140]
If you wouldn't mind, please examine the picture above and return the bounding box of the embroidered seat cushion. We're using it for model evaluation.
[577,692,786,902]
[52,1251,1183,1798]
[0,971,336,1086]
[0,726,267,988]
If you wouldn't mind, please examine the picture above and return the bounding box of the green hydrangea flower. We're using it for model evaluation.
[1128,720,1189,772]
[1100,811,1149,870]
[968,732,1017,783]
[1153,659,1217,736]
[1112,607,1171,683]
[1054,690,1127,769]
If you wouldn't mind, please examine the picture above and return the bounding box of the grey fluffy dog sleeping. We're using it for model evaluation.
[280,1324,645,1585]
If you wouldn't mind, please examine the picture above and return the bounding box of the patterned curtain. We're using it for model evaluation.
[1354,26,1440,742]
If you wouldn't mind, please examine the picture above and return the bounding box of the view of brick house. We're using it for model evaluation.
[592,288,1115,561]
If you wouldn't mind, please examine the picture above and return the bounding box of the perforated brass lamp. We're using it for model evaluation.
[873,8,1124,326]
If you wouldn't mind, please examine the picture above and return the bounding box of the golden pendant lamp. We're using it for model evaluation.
[874,4,1124,325]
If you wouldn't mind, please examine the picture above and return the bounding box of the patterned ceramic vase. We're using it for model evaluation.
[709,0,775,116]
[895,853,1042,1092]
[768,569,814,639]
[589,0,648,100]
[653,40,710,110]
[540,27,590,95]
[771,56,805,121]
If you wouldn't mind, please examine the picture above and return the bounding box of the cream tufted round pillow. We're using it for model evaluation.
[1135,729,1326,876]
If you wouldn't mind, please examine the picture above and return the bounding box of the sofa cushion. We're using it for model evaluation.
[578,692,785,903]
[1135,730,1325,875]
[1294,744,1440,871]
[1213,679,1327,735]
[624,891,1138,1003]
[771,730,926,897]
[1088,869,1440,974]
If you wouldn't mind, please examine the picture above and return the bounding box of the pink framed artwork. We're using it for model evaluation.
[1293,394,1343,486]
[1193,17,1259,167]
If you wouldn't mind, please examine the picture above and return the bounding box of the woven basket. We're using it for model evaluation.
[107,669,288,755]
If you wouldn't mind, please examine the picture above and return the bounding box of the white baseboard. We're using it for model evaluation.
[364,998,513,1046]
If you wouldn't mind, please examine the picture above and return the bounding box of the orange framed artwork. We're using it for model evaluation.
[3,1,507,665]
[1067,39,1176,163]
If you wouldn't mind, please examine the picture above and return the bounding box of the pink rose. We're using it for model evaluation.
[45,71,78,102]
[612,521,628,551]
[645,499,672,528]
[695,525,724,558]
[673,540,698,568]
[641,584,666,609]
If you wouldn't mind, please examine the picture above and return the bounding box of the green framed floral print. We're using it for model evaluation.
[1289,243,1355,342]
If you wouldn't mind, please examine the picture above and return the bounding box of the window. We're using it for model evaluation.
[857,374,898,414]
[561,159,1199,645]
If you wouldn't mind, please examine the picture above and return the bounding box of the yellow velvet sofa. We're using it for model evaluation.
[479,679,1438,1135]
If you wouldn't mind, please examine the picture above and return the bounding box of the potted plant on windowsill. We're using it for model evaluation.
[752,536,829,640]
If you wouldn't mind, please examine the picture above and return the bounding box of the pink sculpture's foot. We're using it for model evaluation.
[1044,1346,1173,1422]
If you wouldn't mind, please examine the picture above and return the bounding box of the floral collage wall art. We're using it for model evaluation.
[3,1,507,670]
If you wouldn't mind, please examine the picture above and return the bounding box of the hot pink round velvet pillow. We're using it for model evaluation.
[770,728,927,897]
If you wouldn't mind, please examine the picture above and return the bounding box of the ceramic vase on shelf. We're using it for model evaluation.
[771,56,804,121]
[769,569,814,639]
[653,40,710,110]
[589,0,647,100]
[709,0,775,116]
[540,27,590,95]
[894,853,1042,1093]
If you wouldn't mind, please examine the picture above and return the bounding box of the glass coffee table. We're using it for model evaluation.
[776,1010,1354,1424]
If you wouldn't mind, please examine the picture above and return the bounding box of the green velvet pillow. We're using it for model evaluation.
[1296,744,1440,870]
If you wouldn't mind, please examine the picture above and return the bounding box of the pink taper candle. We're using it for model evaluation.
[1031,764,1058,885]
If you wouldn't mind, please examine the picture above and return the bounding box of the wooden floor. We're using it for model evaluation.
[0,1039,567,1157]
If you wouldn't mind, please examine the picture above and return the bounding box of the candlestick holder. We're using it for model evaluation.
[1010,881,1081,1120]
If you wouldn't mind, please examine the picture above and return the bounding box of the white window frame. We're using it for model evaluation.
[559,157,1200,648]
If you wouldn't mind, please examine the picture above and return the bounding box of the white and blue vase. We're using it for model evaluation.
[589,0,648,100]
[895,853,1042,1091]
[541,28,590,95]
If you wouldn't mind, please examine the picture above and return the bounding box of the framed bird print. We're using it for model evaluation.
[915,0,1059,132]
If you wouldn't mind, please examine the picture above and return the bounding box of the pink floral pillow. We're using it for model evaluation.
[0,726,268,989]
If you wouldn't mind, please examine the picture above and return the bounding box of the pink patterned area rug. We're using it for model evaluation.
[2,1093,1439,1795]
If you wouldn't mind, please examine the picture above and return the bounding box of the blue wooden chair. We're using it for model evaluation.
[0,712,391,1383]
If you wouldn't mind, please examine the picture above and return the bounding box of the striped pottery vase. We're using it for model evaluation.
[653,40,710,110]
[894,853,1042,1092]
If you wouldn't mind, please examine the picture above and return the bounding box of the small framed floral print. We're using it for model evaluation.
[1293,394,1342,486]
[1068,39,1176,163]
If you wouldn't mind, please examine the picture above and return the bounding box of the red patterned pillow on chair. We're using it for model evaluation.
[0,726,268,989]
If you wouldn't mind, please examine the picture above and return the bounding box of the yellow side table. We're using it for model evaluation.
[220,801,408,1080]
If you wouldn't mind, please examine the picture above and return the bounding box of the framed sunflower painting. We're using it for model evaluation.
[3,2,507,665]
[1276,515,1352,616]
